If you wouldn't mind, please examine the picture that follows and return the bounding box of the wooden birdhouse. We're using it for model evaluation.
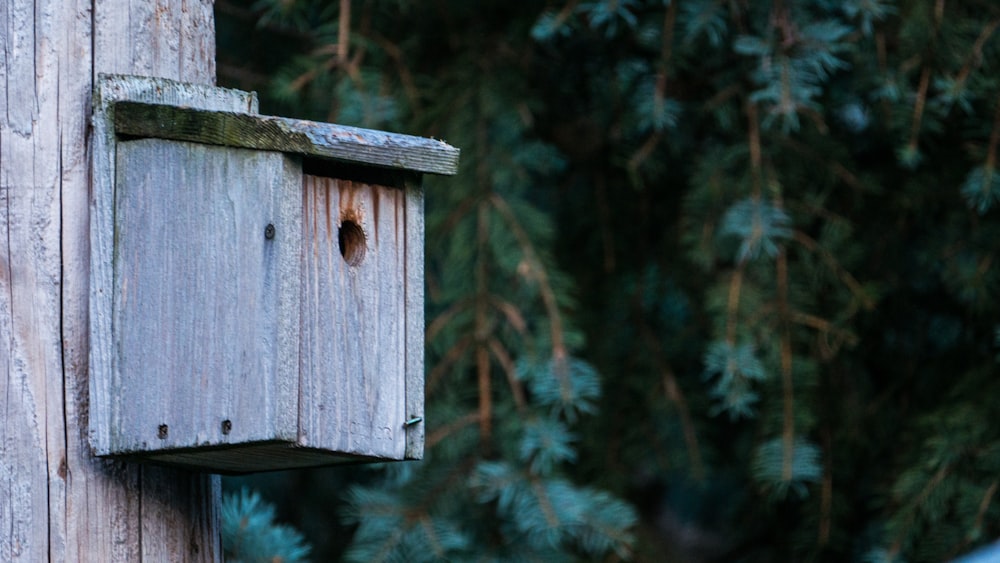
[88,75,459,474]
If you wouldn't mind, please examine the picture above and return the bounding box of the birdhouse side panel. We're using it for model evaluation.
[299,175,407,459]
[110,140,301,455]
[403,178,425,459]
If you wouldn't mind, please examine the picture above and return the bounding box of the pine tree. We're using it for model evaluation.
[221,489,311,562]
[217,0,1000,561]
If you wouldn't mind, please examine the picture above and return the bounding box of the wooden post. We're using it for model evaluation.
[1,0,221,560]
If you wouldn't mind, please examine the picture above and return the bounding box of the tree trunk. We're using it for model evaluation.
[1,0,221,560]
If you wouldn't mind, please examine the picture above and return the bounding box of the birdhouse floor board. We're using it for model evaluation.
[134,442,383,475]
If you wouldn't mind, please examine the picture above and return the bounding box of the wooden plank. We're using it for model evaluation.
[0,1,60,552]
[139,466,221,560]
[114,101,460,176]
[50,0,97,557]
[404,177,426,459]
[83,2,230,557]
[95,75,259,115]
[110,140,301,457]
[1,0,86,560]
[3,0,226,559]
[94,0,219,85]
[86,75,254,562]
[89,76,260,460]
[299,175,408,459]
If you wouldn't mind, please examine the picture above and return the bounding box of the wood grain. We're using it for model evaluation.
[109,140,300,456]
[1,0,224,559]
[93,76,440,473]
[114,101,460,176]
[299,175,409,459]
[404,177,426,459]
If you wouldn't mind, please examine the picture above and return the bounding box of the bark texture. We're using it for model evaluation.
[1,0,221,560]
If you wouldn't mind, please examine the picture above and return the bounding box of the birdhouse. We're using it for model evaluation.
[88,75,458,474]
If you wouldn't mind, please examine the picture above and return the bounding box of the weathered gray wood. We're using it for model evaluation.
[299,175,409,459]
[114,101,460,176]
[94,165,425,470]
[0,0,73,558]
[92,76,442,472]
[90,76,260,461]
[140,466,221,560]
[88,75,256,558]
[2,0,223,559]
[91,4,226,561]
[94,0,219,86]
[404,177,426,459]
[109,140,301,457]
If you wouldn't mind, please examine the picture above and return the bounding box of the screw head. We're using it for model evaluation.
[264,223,276,240]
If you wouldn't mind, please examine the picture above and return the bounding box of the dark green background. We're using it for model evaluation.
[216,1,1000,561]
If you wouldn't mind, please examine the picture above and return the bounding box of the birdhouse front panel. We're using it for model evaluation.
[112,139,301,455]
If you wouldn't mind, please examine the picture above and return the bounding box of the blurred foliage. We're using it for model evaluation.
[217,0,1000,561]
[222,488,311,562]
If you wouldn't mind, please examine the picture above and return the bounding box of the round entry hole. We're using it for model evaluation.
[338,220,366,267]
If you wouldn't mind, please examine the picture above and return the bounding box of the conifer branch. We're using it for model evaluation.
[639,323,705,480]
[744,303,858,358]
[372,526,407,563]
[819,428,833,546]
[490,191,575,408]
[661,0,676,71]
[529,475,561,528]
[703,83,742,113]
[426,298,472,343]
[789,311,858,359]
[489,295,529,336]
[436,196,478,236]
[952,19,1000,91]
[876,31,892,119]
[624,0,676,175]
[477,200,494,446]
[906,66,932,157]
[338,0,351,67]
[973,480,999,540]
[371,31,423,116]
[426,412,481,448]
[286,65,322,95]
[986,95,1000,171]
[726,266,745,344]
[222,3,1000,559]
[747,102,763,197]
[489,337,527,411]
[792,230,875,311]
[777,251,796,482]
[427,336,473,393]
[553,0,581,30]
[471,106,496,447]
[595,174,616,272]
[626,132,662,183]
[419,516,445,557]
[777,139,863,191]
[489,193,568,361]
[891,463,952,553]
